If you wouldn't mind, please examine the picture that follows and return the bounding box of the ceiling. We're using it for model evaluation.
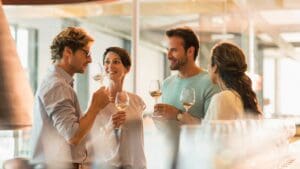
[2,0,300,59]
[1,0,112,5]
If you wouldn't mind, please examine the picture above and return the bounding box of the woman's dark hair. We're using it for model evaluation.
[102,47,131,69]
[211,42,261,115]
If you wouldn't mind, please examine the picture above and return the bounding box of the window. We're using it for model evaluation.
[0,25,37,166]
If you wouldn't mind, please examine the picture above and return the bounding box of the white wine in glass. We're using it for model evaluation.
[150,90,162,99]
[91,62,107,84]
[182,102,194,112]
[93,74,104,82]
[149,80,163,118]
[180,88,195,112]
[114,91,129,142]
[149,80,162,104]
[115,91,129,111]
[115,103,128,111]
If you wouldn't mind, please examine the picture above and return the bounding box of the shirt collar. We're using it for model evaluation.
[50,65,74,87]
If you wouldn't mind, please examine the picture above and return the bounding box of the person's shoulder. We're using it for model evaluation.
[41,75,66,88]
[162,74,177,88]
[38,74,69,96]
[127,92,146,111]
[127,92,144,103]
[207,91,231,109]
[214,90,238,101]
[164,74,177,82]
[196,71,219,90]
[196,71,211,83]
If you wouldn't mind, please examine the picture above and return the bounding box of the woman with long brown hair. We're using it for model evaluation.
[205,41,262,120]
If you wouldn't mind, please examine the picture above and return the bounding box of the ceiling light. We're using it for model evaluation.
[258,33,273,43]
[211,16,224,25]
[211,33,234,40]
[280,32,300,42]
[260,10,300,25]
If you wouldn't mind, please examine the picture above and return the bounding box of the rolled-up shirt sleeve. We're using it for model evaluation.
[41,82,79,141]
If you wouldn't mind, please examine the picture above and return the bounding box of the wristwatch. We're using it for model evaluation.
[176,109,183,121]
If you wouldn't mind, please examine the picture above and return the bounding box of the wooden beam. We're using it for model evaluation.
[2,0,112,5]
[99,1,238,16]
[233,0,300,61]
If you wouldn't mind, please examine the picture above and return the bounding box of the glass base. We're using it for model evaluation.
[151,114,164,119]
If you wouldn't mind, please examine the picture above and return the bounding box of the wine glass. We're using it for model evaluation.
[180,87,195,112]
[115,91,130,111]
[149,80,162,104]
[149,80,162,118]
[91,62,107,85]
[114,91,129,141]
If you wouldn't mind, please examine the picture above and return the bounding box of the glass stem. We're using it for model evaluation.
[153,98,158,113]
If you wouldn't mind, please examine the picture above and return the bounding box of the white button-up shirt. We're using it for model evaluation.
[31,65,88,165]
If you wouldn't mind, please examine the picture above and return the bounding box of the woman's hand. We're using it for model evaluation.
[112,111,126,128]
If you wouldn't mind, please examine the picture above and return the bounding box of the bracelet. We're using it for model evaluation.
[176,109,183,121]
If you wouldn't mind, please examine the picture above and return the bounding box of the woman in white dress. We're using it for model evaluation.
[205,42,262,120]
[91,47,146,169]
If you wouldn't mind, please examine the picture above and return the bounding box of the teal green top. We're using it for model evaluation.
[162,71,219,119]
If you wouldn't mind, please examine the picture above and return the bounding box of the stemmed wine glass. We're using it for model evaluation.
[115,91,130,112]
[149,80,162,117]
[114,91,130,141]
[180,87,195,112]
[149,80,162,104]
[92,62,107,85]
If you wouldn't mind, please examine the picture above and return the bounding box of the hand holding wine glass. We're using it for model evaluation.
[115,91,129,112]
[149,80,162,104]
[180,87,195,112]
[114,91,129,141]
[149,80,163,118]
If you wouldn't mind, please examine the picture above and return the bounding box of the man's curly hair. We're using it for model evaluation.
[50,27,94,63]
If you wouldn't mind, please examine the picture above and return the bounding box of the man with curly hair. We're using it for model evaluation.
[30,27,109,169]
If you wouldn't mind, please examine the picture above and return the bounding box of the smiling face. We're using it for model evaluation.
[104,51,129,82]
[167,36,188,70]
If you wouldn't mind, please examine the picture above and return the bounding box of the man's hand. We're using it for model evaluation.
[112,111,126,128]
[69,87,109,145]
[154,103,180,120]
[90,87,109,113]
[178,112,201,125]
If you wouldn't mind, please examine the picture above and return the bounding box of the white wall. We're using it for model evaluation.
[137,45,164,113]
[263,57,275,114]
[9,18,63,85]
[278,58,300,115]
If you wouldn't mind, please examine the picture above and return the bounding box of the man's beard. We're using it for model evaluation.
[169,57,188,70]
